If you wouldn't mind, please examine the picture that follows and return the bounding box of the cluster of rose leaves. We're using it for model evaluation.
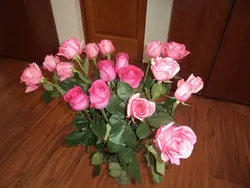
[20,38,203,184]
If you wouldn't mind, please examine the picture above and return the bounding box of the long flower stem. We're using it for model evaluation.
[101,109,108,122]
[92,58,97,68]
[83,110,92,121]
[143,60,151,82]
[75,56,91,81]
[171,100,180,117]
[44,79,65,95]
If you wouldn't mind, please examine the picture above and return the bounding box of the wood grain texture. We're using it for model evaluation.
[0,57,249,188]
[168,0,235,90]
[80,0,147,58]
[204,0,250,104]
[0,0,59,62]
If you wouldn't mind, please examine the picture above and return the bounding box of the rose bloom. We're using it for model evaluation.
[118,65,144,89]
[57,38,83,59]
[88,79,110,109]
[85,42,99,59]
[43,55,60,72]
[115,53,129,72]
[20,63,42,93]
[155,122,197,165]
[146,40,162,58]
[98,39,115,56]
[151,57,180,81]
[98,60,116,82]
[127,93,155,121]
[162,42,190,60]
[63,86,89,111]
[174,74,204,102]
[56,62,73,81]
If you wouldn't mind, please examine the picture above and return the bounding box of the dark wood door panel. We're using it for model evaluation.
[168,0,235,90]
[0,0,59,62]
[81,0,147,58]
[204,0,250,104]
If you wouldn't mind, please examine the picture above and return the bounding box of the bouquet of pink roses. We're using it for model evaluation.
[20,38,203,185]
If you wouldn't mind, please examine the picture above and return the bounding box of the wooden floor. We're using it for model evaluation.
[0,57,249,188]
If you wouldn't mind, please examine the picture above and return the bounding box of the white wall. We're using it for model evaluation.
[50,0,85,44]
[144,0,173,45]
[50,0,173,46]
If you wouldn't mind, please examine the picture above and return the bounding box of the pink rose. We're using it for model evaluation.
[20,63,42,93]
[174,74,204,102]
[151,57,180,81]
[155,122,197,165]
[118,65,144,88]
[98,39,115,56]
[98,60,116,82]
[115,53,129,72]
[63,86,89,111]
[57,38,83,59]
[146,40,162,58]
[162,42,190,60]
[88,79,110,109]
[85,42,99,59]
[56,62,73,81]
[127,93,155,121]
[43,55,60,72]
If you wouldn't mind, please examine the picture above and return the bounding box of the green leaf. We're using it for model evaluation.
[134,82,144,93]
[118,148,133,167]
[162,83,171,95]
[94,71,100,80]
[83,129,96,146]
[106,95,126,115]
[53,72,60,81]
[109,162,122,170]
[108,115,129,152]
[151,82,167,101]
[136,122,151,139]
[65,130,85,146]
[147,112,174,128]
[115,171,131,185]
[117,82,133,102]
[125,126,136,149]
[92,165,101,177]
[151,83,161,101]
[91,152,104,165]
[91,110,102,121]
[76,71,91,84]
[146,151,164,184]
[59,78,76,91]
[90,120,107,139]
[145,88,151,100]
[43,83,54,91]
[151,165,163,184]
[72,113,89,130]
[128,154,141,183]
[156,161,165,175]
[42,90,52,104]
[109,115,127,130]
[83,56,89,74]
[50,89,61,98]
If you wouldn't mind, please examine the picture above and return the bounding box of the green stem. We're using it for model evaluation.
[43,79,66,95]
[107,53,111,60]
[143,60,151,82]
[83,110,92,121]
[101,109,108,122]
[92,58,97,68]
[75,56,91,81]
[171,101,180,117]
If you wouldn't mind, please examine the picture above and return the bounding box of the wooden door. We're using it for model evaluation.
[80,0,147,59]
[204,0,250,104]
[168,0,235,91]
[0,0,59,63]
